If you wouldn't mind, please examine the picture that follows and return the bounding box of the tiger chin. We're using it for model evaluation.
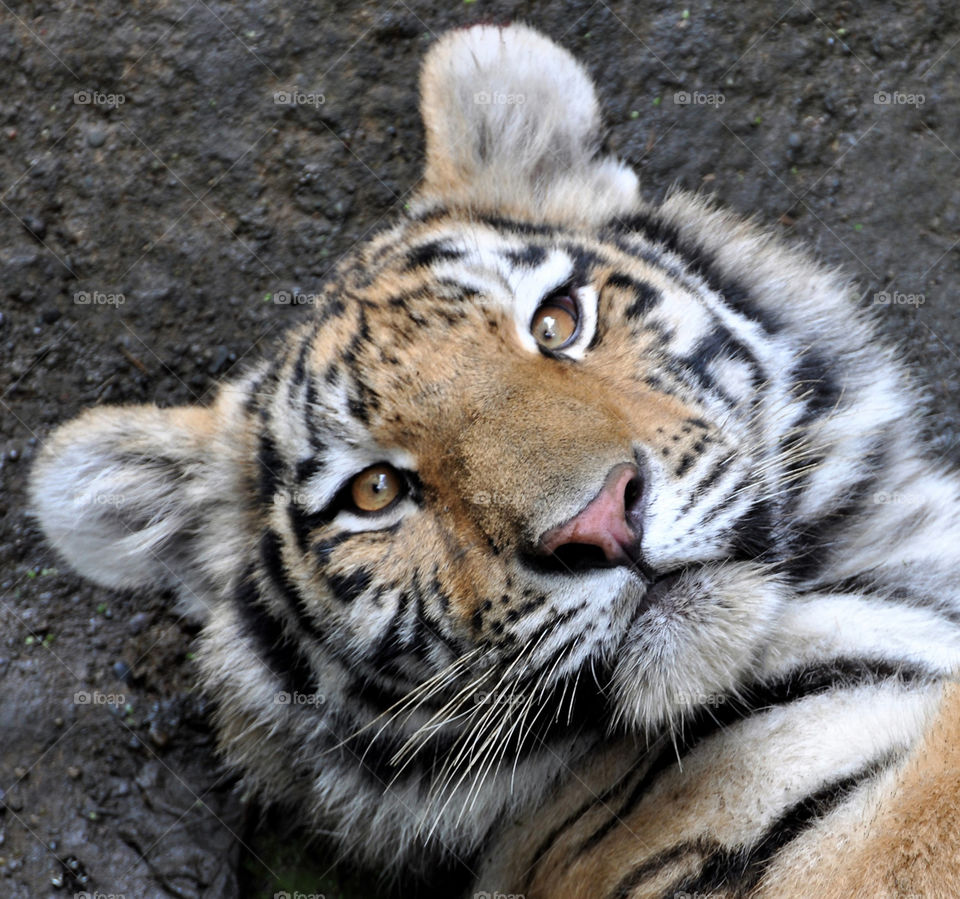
[30,22,960,899]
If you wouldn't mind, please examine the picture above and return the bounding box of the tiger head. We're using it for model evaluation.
[31,24,833,854]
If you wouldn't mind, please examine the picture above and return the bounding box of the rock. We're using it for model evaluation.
[127,612,151,635]
[21,215,46,240]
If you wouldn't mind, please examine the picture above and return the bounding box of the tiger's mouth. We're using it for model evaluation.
[638,569,686,611]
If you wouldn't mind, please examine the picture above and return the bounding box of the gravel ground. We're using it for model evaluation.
[3,2,960,897]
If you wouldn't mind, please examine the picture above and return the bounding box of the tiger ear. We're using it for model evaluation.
[29,390,250,619]
[415,23,638,223]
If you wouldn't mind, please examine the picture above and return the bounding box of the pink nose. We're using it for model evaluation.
[539,463,642,564]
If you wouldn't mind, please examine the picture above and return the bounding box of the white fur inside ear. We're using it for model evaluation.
[29,393,252,621]
[415,23,639,223]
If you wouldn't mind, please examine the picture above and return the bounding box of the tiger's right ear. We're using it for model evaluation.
[29,387,252,620]
[414,23,639,224]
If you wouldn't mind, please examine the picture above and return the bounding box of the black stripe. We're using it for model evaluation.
[668,756,895,897]
[520,748,646,895]
[259,529,324,640]
[478,214,559,237]
[316,296,345,324]
[403,240,463,271]
[295,456,323,485]
[604,272,661,320]
[786,472,880,582]
[505,245,547,267]
[232,568,318,698]
[326,567,373,604]
[607,212,782,334]
[574,658,926,859]
[792,349,842,421]
[608,843,698,899]
[677,458,726,517]
[313,531,351,565]
[302,375,327,452]
[257,431,283,505]
[728,497,779,563]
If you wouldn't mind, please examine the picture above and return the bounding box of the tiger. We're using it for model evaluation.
[29,22,960,899]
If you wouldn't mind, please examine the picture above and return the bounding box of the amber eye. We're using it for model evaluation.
[350,464,403,513]
[530,293,579,350]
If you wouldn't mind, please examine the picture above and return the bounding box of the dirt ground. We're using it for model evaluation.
[3,1,960,897]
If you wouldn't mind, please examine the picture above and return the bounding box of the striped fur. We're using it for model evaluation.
[30,24,960,897]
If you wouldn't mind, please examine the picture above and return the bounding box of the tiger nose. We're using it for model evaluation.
[538,463,643,567]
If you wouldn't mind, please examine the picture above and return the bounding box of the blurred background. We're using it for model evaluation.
[2,1,959,896]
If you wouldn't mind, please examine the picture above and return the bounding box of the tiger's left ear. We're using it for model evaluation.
[414,23,639,224]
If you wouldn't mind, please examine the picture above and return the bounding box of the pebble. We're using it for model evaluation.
[86,129,106,148]
[127,612,151,634]
[112,660,132,683]
[22,214,46,240]
[41,308,61,324]
[207,344,233,375]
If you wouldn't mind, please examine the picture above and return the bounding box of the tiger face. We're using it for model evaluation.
[30,22,897,868]
[245,212,789,728]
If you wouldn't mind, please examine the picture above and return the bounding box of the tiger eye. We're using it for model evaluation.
[351,464,402,512]
[531,296,579,350]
